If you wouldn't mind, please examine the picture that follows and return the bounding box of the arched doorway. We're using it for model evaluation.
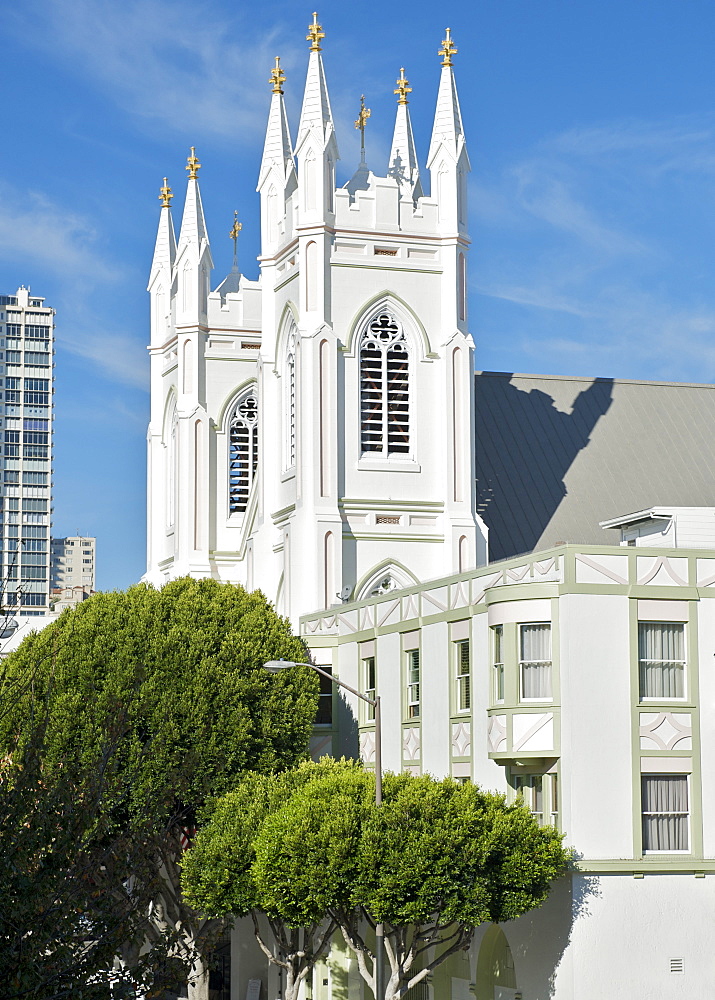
[475,925,518,999]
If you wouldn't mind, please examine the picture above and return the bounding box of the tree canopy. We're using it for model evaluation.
[0,577,318,999]
[182,759,366,1000]
[182,761,571,1000]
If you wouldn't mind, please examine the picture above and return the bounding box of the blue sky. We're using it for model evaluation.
[2,0,715,589]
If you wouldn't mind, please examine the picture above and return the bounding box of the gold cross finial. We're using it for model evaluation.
[159,177,173,208]
[270,56,285,94]
[354,94,371,160]
[229,210,242,243]
[230,210,242,269]
[394,68,412,105]
[307,11,324,51]
[439,27,457,66]
[186,146,201,179]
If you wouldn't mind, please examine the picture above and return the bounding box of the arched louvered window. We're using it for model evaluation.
[286,327,297,468]
[228,389,258,514]
[167,402,177,529]
[360,312,409,455]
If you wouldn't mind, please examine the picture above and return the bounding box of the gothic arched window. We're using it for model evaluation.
[359,312,410,456]
[228,389,258,514]
[286,327,297,468]
[167,402,177,529]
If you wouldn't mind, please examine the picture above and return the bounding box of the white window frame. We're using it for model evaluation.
[638,621,686,702]
[283,325,297,472]
[454,639,470,713]
[228,388,258,515]
[492,624,504,704]
[405,648,420,720]
[641,774,690,854]
[513,771,559,829]
[362,655,376,722]
[359,312,410,459]
[519,622,552,702]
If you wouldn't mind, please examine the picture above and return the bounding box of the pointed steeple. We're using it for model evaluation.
[388,69,423,200]
[149,178,176,278]
[296,12,338,156]
[175,148,213,325]
[259,58,295,188]
[427,29,468,169]
[148,178,177,345]
[178,147,210,251]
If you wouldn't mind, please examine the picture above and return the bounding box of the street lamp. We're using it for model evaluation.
[263,659,385,1000]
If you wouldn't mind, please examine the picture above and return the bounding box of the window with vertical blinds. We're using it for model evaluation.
[642,775,689,852]
[406,648,420,719]
[360,313,409,456]
[639,622,685,699]
[228,389,258,514]
[455,640,470,711]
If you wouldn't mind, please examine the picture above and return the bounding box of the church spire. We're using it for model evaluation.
[427,29,469,235]
[259,57,294,188]
[427,29,467,169]
[178,146,210,250]
[296,12,338,156]
[150,177,176,276]
[176,147,213,324]
[388,68,423,200]
[148,177,177,344]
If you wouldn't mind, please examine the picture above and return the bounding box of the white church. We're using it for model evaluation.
[144,15,715,1000]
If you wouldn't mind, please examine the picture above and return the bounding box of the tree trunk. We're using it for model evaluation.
[187,954,210,1000]
[384,969,402,1000]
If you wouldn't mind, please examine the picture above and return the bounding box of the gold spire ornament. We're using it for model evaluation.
[270,56,285,94]
[307,11,324,51]
[229,210,242,245]
[439,27,457,66]
[354,94,371,159]
[230,210,242,270]
[186,146,201,179]
[159,177,173,208]
[394,68,412,105]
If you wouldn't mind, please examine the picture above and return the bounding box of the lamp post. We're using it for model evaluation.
[263,659,384,1000]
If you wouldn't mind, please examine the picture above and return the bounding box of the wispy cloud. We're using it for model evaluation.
[472,115,715,382]
[0,182,117,284]
[510,164,649,255]
[8,0,298,140]
[548,118,715,172]
[59,325,148,392]
[0,179,146,389]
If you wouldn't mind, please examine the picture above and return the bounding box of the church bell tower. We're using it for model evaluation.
[145,17,488,622]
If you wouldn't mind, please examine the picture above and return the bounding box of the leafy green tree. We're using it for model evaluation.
[182,759,367,1000]
[0,688,168,1000]
[0,577,318,1000]
[187,766,570,1000]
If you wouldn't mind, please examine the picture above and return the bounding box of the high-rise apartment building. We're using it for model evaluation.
[0,286,53,615]
[50,536,95,590]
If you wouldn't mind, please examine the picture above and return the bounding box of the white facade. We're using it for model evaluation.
[0,286,53,615]
[144,36,487,624]
[601,506,715,549]
[301,539,715,999]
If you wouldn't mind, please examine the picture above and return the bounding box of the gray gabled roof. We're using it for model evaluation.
[475,371,715,562]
